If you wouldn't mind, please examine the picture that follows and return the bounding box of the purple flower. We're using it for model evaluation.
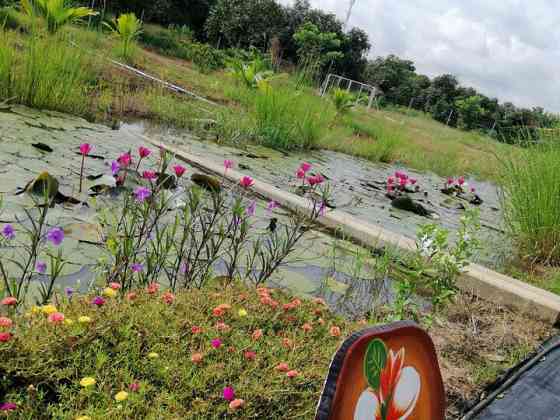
[131,263,143,273]
[223,386,235,401]
[134,187,151,203]
[246,201,256,217]
[211,338,222,349]
[65,287,74,298]
[318,201,326,217]
[46,227,64,246]
[266,201,278,213]
[91,296,106,307]
[1,224,15,240]
[180,261,189,274]
[36,261,47,274]
[0,402,17,411]
[111,160,120,176]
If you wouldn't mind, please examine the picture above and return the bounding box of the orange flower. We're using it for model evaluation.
[302,323,313,333]
[109,282,121,290]
[147,283,160,294]
[251,329,263,341]
[47,312,65,325]
[212,307,225,317]
[162,291,175,304]
[287,370,299,378]
[276,362,289,372]
[191,352,203,364]
[229,399,245,410]
[329,326,341,337]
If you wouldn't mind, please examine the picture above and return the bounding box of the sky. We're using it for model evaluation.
[279,0,560,112]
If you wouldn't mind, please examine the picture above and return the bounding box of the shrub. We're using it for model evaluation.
[500,140,560,263]
[104,13,142,62]
[227,56,273,89]
[20,0,96,34]
[189,41,225,73]
[331,88,355,116]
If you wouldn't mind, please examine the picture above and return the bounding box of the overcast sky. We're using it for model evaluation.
[279,0,560,112]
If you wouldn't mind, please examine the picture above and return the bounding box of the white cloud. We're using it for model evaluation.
[279,0,560,112]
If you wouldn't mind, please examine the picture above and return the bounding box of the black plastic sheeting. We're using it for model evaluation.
[464,336,560,420]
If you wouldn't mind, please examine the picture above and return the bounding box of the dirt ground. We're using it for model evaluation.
[429,291,554,418]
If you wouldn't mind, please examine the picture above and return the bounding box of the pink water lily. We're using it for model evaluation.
[173,164,186,178]
[224,159,234,170]
[355,348,420,420]
[79,143,93,155]
[239,176,254,188]
[300,162,312,173]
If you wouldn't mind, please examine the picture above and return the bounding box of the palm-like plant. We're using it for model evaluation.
[104,13,142,62]
[331,88,355,116]
[228,57,273,89]
[21,0,97,34]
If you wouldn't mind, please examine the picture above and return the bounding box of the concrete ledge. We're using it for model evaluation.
[143,136,560,325]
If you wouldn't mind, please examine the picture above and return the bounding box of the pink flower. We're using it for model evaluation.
[138,146,151,159]
[109,282,121,290]
[211,338,222,349]
[266,201,279,212]
[471,187,476,193]
[162,291,175,304]
[300,162,312,173]
[387,184,394,193]
[118,152,132,167]
[307,174,325,186]
[215,321,230,332]
[79,143,93,155]
[244,350,256,361]
[126,292,137,301]
[229,399,245,410]
[329,326,341,337]
[1,296,17,306]
[47,312,65,325]
[447,178,454,185]
[410,178,417,185]
[296,168,306,179]
[302,323,313,333]
[147,283,160,294]
[223,386,235,401]
[173,164,186,178]
[0,317,12,328]
[282,338,293,348]
[191,326,203,334]
[395,171,405,179]
[399,177,407,187]
[287,370,299,378]
[386,176,395,185]
[142,170,157,181]
[91,296,105,307]
[129,382,140,392]
[251,329,263,341]
[276,362,289,372]
[458,176,465,186]
[191,352,203,364]
[224,159,234,170]
[0,402,17,411]
[239,176,254,188]
[0,332,11,342]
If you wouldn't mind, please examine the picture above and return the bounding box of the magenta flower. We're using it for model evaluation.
[386,176,395,185]
[129,382,140,392]
[395,170,406,179]
[131,263,143,273]
[447,178,454,185]
[111,160,120,176]
[387,184,395,193]
[36,261,47,274]
[246,201,256,217]
[1,224,15,240]
[211,338,222,349]
[266,201,278,213]
[224,159,234,170]
[470,187,476,193]
[296,168,306,179]
[239,176,254,188]
[46,227,64,246]
[138,146,151,159]
[223,386,235,401]
[118,152,132,167]
[142,170,157,181]
[173,164,186,178]
[134,187,151,203]
[79,143,93,155]
[307,174,325,186]
[300,162,312,173]
[91,296,106,307]
[410,178,417,185]
[458,176,465,186]
[0,402,17,411]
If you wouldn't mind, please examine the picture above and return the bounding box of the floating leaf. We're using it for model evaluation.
[363,338,387,390]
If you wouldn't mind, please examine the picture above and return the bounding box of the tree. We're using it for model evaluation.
[336,27,371,81]
[364,55,416,104]
[205,0,285,50]
[455,95,485,130]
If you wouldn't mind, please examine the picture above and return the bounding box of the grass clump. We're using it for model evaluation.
[500,140,560,263]
[0,283,353,418]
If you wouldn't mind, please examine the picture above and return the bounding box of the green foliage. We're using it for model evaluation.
[0,28,96,115]
[364,339,387,390]
[140,24,192,60]
[104,13,143,62]
[293,22,343,66]
[330,88,355,116]
[20,0,96,33]
[1,283,355,418]
[227,56,273,89]
[455,95,485,130]
[500,140,560,263]
[189,41,225,72]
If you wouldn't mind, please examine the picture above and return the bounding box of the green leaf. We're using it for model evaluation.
[363,338,387,390]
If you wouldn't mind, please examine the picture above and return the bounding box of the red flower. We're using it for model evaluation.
[79,143,93,155]
[276,362,289,372]
[0,332,12,342]
[109,282,121,290]
[126,292,137,301]
[239,176,254,188]
[296,168,306,179]
[138,146,151,159]
[282,338,293,348]
[173,165,186,178]
[142,170,157,181]
[286,370,299,378]
[0,317,12,328]
[1,296,16,306]
[147,283,160,294]
[191,326,203,334]
[162,291,175,304]
[251,329,263,341]
[307,174,325,186]
[244,350,256,361]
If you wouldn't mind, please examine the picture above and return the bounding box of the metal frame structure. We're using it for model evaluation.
[320,74,380,109]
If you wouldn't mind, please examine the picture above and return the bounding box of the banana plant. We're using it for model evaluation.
[21,0,97,34]
[228,57,274,89]
[104,13,142,62]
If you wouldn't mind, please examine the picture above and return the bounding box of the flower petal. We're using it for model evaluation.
[354,388,380,420]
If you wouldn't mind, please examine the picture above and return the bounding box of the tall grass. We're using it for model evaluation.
[340,118,404,163]
[500,140,560,263]
[252,85,330,150]
[0,28,96,115]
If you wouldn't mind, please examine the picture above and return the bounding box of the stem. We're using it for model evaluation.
[79,154,85,193]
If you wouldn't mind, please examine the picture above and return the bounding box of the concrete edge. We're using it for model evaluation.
[142,135,560,325]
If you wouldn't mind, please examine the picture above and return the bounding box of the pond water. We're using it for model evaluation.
[125,121,511,268]
[0,105,398,317]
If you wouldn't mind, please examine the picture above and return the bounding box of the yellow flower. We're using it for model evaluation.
[147,352,159,359]
[75,416,91,420]
[64,318,74,326]
[31,306,41,314]
[114,391,129,402]
[79,377,96,387]
[103,287,117,298]
[41,304,57,315]
[238,308,248,317]
[78,316,92,324]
